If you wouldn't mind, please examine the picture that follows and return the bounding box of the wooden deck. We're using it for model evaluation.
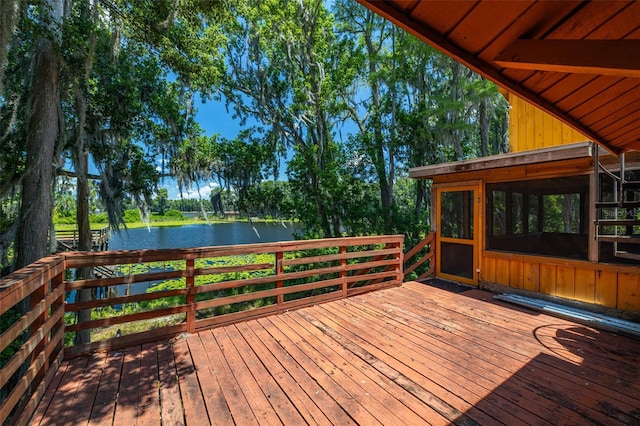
[31,281,640,425]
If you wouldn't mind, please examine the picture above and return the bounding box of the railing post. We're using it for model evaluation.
[28,275,48,387]
[396,240,404,284]
[430,234,436,278]
[50,266,65,361]
[186,258,195,333]
[340,245,347,297]
[276,251,284,307]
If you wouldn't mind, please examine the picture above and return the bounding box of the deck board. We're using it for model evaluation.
[136,343,161,425]
[31,281,640,425]
[156,341,185,426]
[314,300,542,425]
[88,352,123,426]
[69,353,106,425]
[172,339,210,426]
[113,346,141,425]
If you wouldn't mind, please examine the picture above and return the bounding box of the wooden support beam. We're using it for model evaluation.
[57,169,102,180]
[494,39,640,78]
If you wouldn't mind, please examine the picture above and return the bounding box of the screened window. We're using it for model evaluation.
[486,176,588,259]
[440,190,474,240]
[493,191,506,236]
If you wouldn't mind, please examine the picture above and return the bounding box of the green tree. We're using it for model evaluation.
[154,188,169,215]
[220,0,354,237]
[334,0,398,228]
[14,0,64,269]
[0,0,231,273]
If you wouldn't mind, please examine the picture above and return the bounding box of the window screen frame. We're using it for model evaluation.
[486,176,589,260]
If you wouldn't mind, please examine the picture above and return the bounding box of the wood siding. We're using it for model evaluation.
[508,93,589,153]
[482,251,640,314]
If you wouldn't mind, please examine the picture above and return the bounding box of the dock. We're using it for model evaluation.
[56,226,115,278]
[55,227,111,252]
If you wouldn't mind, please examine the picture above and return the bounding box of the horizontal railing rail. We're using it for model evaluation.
[62,235,404,358]
[0,234,405,424]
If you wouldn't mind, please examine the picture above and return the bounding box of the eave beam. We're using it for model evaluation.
[494,39,640,78]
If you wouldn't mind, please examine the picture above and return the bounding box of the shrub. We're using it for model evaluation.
[89,213,108,223]
[123,209,141,223]
[163,209,184,219]
[53,214,76,225]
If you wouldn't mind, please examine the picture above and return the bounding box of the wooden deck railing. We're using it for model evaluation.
[0,235,404,425]
[403,232,435,280]
[0,256,66,426]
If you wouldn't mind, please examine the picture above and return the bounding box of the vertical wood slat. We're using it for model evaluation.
[28,280,48,412]
[395,241,404,285]
[495,257,510,286]
[539,263,556,295]
[595,270,617,308]
[49,271,65,363]
[574,269,595,303]
[482,256,496,283]
[555,266,575,299]
[509,259,524,290]
[618,272,640,312]
[523,261,540,292]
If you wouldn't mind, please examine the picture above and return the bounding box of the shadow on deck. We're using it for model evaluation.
[31,280,640,425]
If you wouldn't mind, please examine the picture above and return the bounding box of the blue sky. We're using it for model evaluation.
[163,93,359,201]
[160,0,352,200]
[161,96,245,200]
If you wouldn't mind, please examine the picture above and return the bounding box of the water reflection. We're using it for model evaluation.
[108,222,300,250]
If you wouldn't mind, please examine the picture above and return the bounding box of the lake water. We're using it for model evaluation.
[71,222,301,300]
[107,221,301,250]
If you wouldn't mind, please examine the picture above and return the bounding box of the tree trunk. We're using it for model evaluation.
[449,60,464,160]
[72,1,98,345]
[74,148,93,344]
[15,37,60,269]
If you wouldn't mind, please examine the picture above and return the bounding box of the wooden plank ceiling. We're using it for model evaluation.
[356,0,640,154]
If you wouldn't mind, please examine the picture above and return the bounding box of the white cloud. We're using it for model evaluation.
[175,182,220,200]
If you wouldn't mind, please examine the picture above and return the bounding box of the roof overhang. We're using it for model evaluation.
[409,142,594,179]
[357,1,640,155]
[409,142,640,180]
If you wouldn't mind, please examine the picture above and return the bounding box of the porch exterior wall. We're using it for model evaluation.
[482,250,640,319]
